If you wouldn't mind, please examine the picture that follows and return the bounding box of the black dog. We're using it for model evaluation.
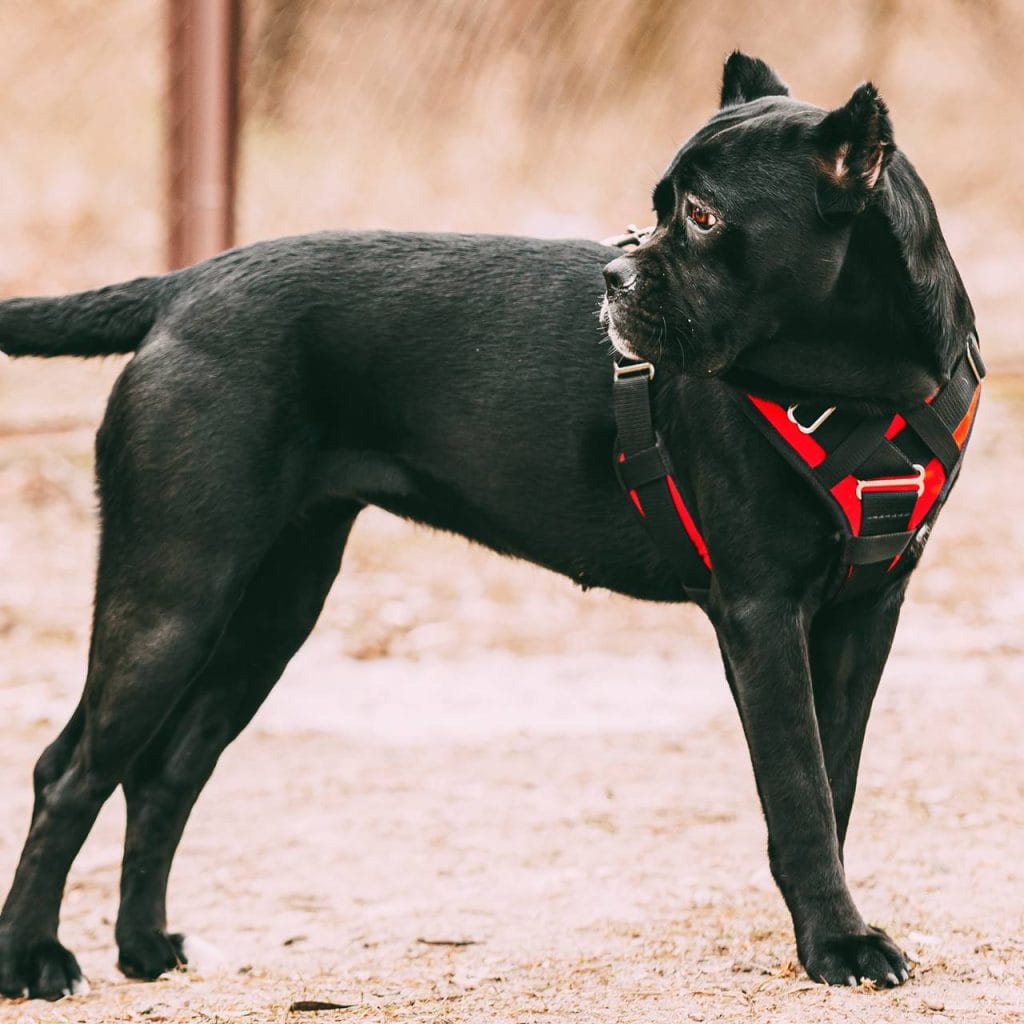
[0,54,978,999]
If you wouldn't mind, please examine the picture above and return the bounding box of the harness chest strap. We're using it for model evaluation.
[612,361,711,601]
[613,335,985,602]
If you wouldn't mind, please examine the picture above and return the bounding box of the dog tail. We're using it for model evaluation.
[0,274,169,358]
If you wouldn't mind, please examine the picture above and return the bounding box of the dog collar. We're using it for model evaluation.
[612,333,985,603]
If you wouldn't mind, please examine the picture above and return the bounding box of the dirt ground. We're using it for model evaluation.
[1,360,1023,1024]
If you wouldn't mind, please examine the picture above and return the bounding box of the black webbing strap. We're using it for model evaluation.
[933,334,984,429]
[839,488,921,597]
[843,530,914,564]
[814,416,894,489]
[827,338,983,598]
[903,404,960,472]
[612,364,710,601]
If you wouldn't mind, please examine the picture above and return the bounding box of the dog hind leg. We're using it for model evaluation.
[114,503,360,980]
[0,545,269,999]
[0,363,312,1000]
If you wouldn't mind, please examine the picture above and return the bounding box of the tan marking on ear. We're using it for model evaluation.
[834,143,850,179]
[865,151,883,189]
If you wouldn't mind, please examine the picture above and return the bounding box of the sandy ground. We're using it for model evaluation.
[1,362,1023,1023]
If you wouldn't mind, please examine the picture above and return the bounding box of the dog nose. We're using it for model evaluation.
[603,257,637,293]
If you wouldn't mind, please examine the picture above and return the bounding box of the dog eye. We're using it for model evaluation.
[685,197,719,232]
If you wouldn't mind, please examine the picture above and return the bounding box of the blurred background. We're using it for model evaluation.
[0,0,1020,339]
[1,4,1023,1020]
[0,0,1020,661]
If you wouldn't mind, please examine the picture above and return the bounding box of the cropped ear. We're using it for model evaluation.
[720,52,789,107]
[815,82,894,223]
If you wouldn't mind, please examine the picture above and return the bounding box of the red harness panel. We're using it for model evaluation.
[748,384,979,541]
[750,401,953,537]
[618,452,712,570]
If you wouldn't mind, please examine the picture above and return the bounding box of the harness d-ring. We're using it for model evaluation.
[786,403,836,434]
[855,464,926,499]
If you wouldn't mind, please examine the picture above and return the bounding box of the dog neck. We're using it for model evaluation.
[725,314,945,413]
[727,163,974,412]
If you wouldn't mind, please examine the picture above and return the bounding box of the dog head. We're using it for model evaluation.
[601,52,974,405]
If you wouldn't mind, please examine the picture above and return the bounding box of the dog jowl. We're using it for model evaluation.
[0,53,977,998]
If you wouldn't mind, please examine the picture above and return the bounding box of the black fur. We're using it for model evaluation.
[815,82,893,221]
[0,54,974,998]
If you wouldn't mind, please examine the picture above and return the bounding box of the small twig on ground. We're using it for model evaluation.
[288,999,359,1012]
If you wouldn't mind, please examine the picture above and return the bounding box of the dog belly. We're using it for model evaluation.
[312,444,688,604]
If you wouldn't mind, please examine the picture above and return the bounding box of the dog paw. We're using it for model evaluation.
[801,927,910,987]
[116,930,188,981]
[0,934,86,1001]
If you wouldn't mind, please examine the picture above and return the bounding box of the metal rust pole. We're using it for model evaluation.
[167,0,241,269]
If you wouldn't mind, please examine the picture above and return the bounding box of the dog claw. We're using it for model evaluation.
[803,927,910,988]
[0,936,85,1001]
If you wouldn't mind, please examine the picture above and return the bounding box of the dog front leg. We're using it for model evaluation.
[712,595,909,987]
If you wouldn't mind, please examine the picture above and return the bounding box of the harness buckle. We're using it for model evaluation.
[786,403,836,434]
[614,361,655,382]
[603,224,656,251]
[965,334,985,386]
[855,463,926,499]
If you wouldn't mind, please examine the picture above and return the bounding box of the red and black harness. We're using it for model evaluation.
[612,334,984,604]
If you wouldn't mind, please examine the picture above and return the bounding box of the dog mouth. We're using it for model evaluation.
[601,294,685,369]
[601,294,734,378]
[599,296,646,361]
